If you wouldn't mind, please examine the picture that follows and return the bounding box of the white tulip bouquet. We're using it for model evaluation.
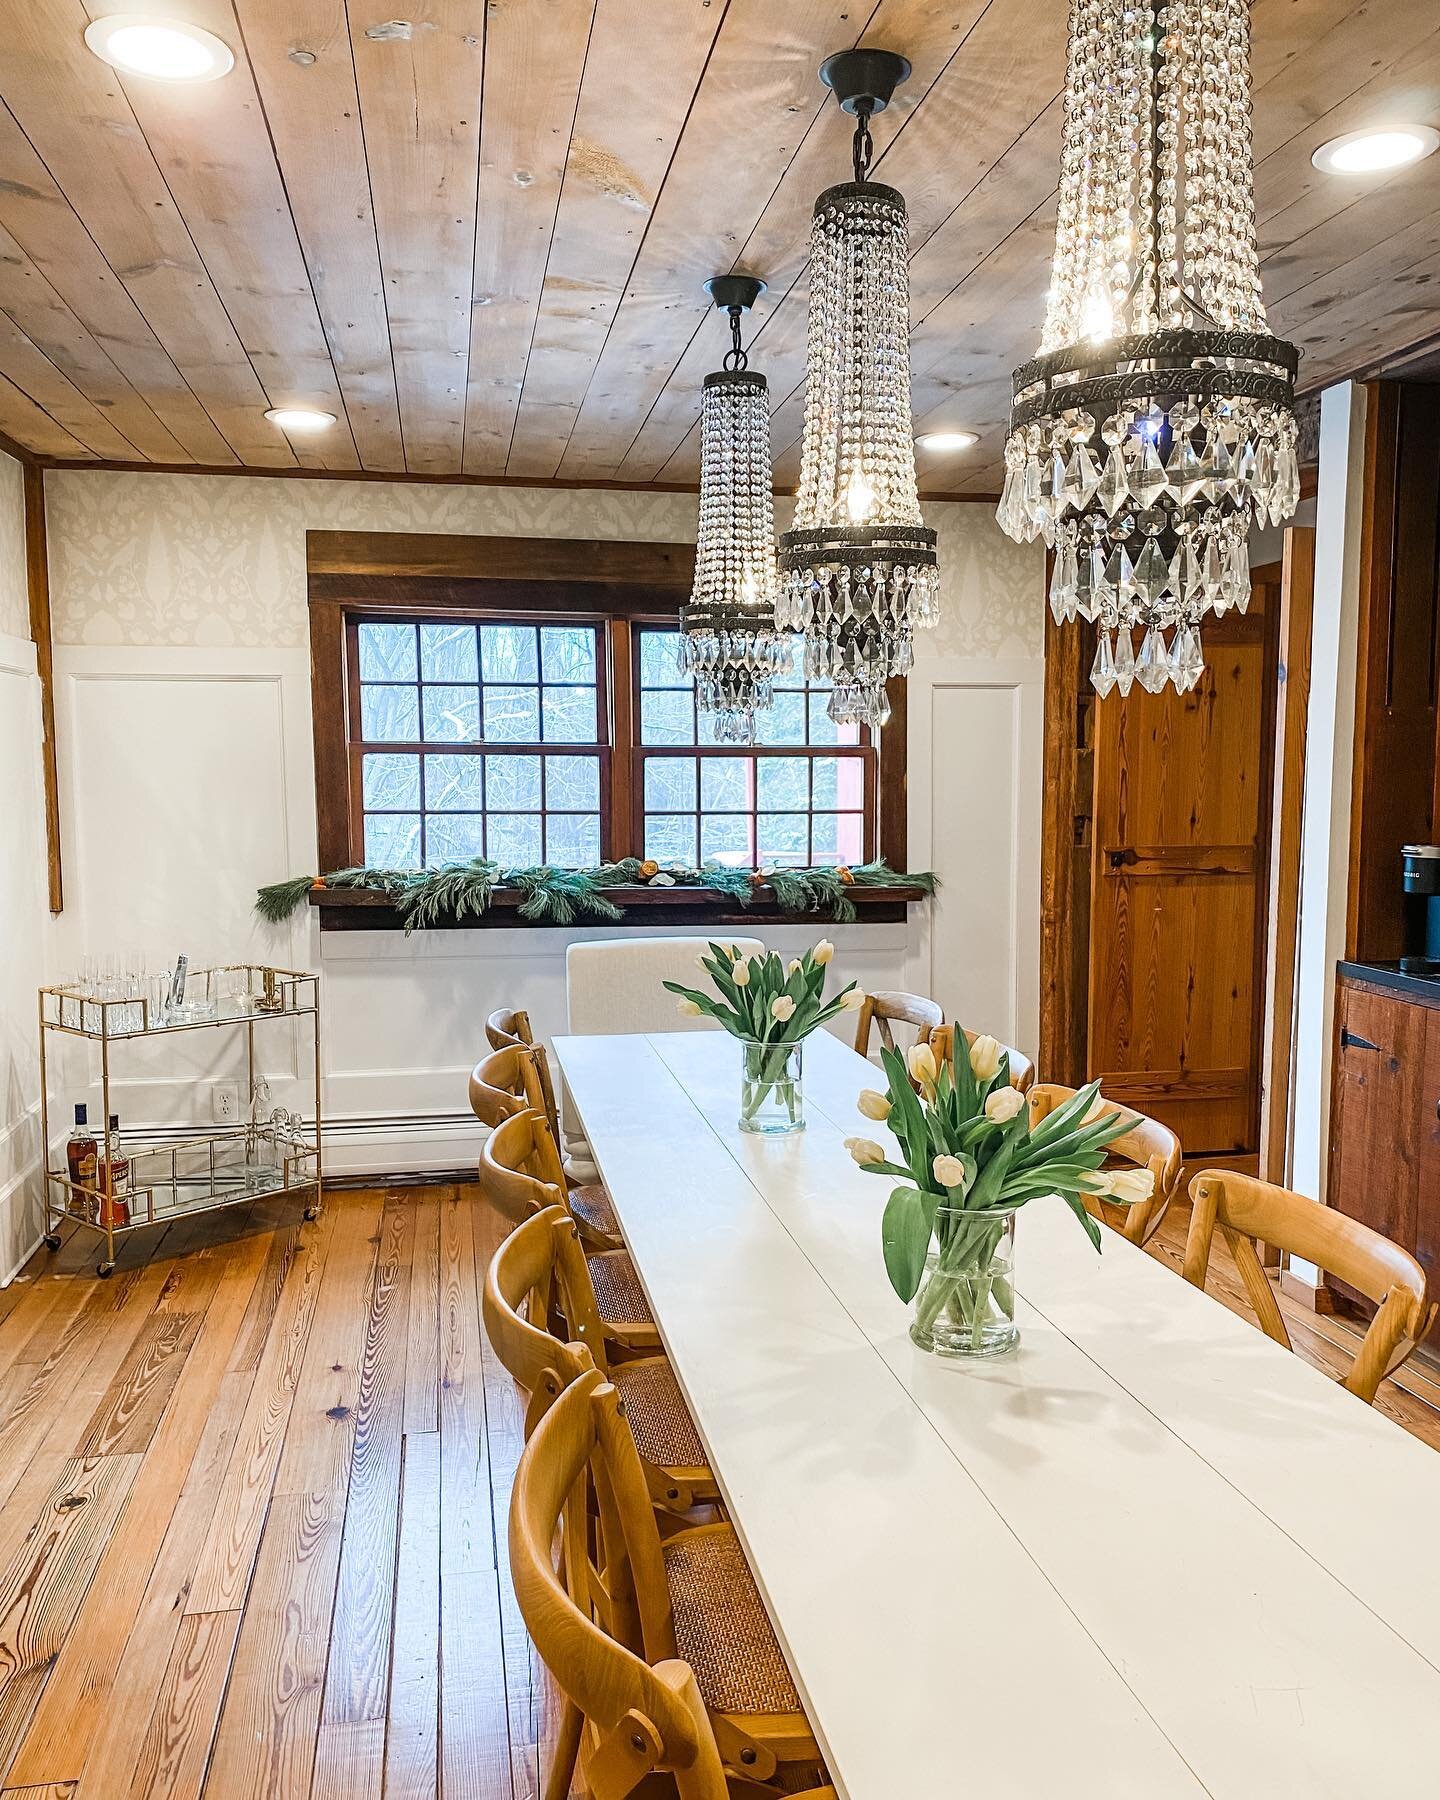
[848,1036,1149,1354]
[663,941,865,1133]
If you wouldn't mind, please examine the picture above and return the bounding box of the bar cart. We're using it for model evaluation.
[38,964,322,1277]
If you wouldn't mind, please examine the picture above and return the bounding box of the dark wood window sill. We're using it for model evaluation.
[309,884,925,931]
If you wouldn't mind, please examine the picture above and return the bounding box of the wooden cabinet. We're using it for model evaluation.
[1328,971,1440,1288]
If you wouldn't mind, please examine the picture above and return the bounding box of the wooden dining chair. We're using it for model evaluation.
[852,990,943,1059]
[470,1045,620,1248]
[481,1109,658,1351]
[483,1204,716,1517]
[1026,1083,1180,1246]
[931,1024,1036,1095]
[485,1005,534,1052]
[1183,1170,1437,1404]
[511,1366,827,1800]
[468,1043,534,1128]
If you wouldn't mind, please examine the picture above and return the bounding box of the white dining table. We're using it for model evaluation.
[553,1026,1440,1800]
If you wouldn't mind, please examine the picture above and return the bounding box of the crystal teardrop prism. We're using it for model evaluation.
[1097,445,1129,517]
[1134,625,1170,694]
[1113,627,1136,697]
[1090,630,1118,698]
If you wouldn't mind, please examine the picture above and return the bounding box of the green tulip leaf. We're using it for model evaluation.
[882,1185,936,1302]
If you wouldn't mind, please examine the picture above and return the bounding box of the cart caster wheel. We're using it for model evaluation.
[97,1261,115,1279]
[43,1233,62,1252]
[303,1204,319,1221]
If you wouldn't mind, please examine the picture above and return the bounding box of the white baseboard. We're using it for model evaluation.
[321,1109,483,1178]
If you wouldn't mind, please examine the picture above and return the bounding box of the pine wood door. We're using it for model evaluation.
[1086,575,1280,1155]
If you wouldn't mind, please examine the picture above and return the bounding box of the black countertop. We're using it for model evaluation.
[1339,959,1440,1003]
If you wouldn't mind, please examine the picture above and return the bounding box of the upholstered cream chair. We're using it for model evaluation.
[560,935,766,1172]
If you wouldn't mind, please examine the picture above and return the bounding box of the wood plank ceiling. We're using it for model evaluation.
[0,0,1435,493]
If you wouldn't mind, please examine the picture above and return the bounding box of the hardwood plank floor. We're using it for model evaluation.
[0,1178,1431,1799]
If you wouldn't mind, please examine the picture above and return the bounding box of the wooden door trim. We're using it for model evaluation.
[1260,527,1316,1187]
[1038,600,1090,1085]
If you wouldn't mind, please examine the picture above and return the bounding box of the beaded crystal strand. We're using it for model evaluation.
[1000,0,1299,699]
[681,280,788,745]
[778,51,938,729]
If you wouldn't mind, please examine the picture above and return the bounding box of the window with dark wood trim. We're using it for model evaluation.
[307,532,906,898]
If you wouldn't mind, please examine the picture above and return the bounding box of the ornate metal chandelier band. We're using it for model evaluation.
[1009,330,1298,430]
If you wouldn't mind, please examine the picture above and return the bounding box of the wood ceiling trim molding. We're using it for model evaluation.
[32,450,1001,505]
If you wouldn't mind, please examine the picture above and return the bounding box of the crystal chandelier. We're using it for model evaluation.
[777,49,938,730]
[997,0,1300,698]
[680,276,788,745]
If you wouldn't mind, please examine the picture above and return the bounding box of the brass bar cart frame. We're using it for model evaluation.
[38,964,322,1277]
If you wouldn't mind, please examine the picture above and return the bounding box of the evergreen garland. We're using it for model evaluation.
[256,856,935,932]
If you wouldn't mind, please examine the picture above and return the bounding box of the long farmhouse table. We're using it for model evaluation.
[553,1026,1440,1799]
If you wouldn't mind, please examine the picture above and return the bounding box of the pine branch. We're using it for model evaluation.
[396,860,499,932]
[510,865,623,924]
[254,875,316,925]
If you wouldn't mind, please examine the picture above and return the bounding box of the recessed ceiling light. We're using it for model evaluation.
[264,407,337,433]
[915,429,979,453]
[85,15,234,82]
[1312,125,1439,175]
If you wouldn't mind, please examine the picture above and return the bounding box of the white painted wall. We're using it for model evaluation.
[37,470,1043,1191]
[0,451,50,1281]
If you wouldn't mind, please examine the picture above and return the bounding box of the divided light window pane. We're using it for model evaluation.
[355,615,602,869]
[635,624,868,871]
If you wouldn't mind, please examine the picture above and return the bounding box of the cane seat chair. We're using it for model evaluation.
[1183,1170,1437,1404]
[510,1366,826,1800]
[930,1024,1035,1096]
[483,1204,715,1516]
[470,1045,621,1248]
[852,990,943,1060]
[481,1109,658,1351]
[1026,1083,1180,1245]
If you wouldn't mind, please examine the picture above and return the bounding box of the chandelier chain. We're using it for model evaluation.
[721,304,748,372]
[851,103,874,185]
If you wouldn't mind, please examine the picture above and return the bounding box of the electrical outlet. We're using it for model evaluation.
[212,1082,240,1124]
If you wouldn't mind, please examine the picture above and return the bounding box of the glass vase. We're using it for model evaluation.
[909,1204,1019,1359]
[738,1037,804,1136]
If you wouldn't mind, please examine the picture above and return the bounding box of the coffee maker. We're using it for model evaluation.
[1401,845,1440,967]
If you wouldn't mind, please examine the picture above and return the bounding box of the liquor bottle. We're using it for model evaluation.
[66,1104,98,1222]
[100,1114,130,1229]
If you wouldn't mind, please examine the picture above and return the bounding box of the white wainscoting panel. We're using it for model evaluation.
[45,644,1039,1179]
[0,634,50,1279]
[906,657,1044,1053]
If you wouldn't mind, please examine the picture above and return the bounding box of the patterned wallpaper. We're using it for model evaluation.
[0,452,28,642]
[44,469,1043,657]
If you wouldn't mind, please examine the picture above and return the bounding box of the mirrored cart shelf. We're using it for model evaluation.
[46,1134,319,1232]
[41,966,319,1041]
[38,965,323,1277]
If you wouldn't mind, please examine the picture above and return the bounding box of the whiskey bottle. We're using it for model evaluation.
[100,1114,131,1229]
[66,1104,98,1222]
